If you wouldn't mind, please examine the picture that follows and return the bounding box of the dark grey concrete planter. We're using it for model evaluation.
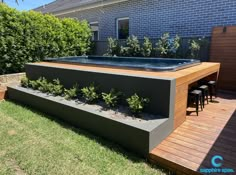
[8,86,173,156]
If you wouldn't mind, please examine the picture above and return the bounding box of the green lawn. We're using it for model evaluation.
[0,101,169,175]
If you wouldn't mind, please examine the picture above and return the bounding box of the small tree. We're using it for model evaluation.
[141,37,153,57]
[189,37,209,59]
[156,33,180,58]
[126,35,141,56]
[105,37,120,56]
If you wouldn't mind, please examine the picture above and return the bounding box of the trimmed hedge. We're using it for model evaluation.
[0,4,91,74]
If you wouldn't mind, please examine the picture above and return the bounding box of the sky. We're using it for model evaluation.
[5,0,55,11]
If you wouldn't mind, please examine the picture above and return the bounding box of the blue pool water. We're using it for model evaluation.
[45,56,201,71]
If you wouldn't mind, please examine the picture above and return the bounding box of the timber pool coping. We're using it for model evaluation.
[33,62,220,85]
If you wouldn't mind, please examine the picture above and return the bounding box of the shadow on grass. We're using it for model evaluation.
[5,100,173,175]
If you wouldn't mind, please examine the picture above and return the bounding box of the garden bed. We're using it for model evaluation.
[8,85,173,156]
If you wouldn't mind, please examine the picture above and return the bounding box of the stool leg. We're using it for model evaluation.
[202,91,205,108]
[200,95,203,111]
[206,90,209,104]
[196,96,199,116]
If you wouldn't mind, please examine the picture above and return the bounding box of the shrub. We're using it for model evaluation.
[64,84,79,100]
[126,93,149,114]
[81,83,99,103]
[29,80,40,90]
[125,35,141,56]
[37,77,50,93]
[50,79,64,96]
[120,46,129,56]
[189,37,209,59]
[0,4,91,75]
[20,76,29,88]
[105,37,120,56]
[102,89,122,108]
[141,37,153,57]
[156,33,180,58]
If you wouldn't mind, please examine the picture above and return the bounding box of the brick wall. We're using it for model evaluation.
[59,0,236,40]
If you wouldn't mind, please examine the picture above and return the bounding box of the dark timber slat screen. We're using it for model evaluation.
[210,26,236,91]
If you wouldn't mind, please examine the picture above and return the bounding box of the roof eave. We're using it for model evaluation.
[50,0,129,17]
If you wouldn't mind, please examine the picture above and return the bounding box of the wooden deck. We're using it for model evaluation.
[149,92,236,175]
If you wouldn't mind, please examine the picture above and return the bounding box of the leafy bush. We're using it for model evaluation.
[0,4,91,75]
[20,76,29,88]
[155,33,180,58]
[105,37,120,56]
[102,89,122,108]
[125,35,141,56]
[141,37,153,57]
[37,77,50,93]
[81,83,99,103]
[29,80,40,90]
[24,77,63,95]
[50,79,64,96]
[64,84,79,100]
[126,93,149,114]
[189,37,209,59]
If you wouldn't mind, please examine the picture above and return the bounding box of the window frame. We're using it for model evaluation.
[116,17,129,39]
[90,21,99,41]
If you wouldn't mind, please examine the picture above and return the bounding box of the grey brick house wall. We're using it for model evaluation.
[59,0,236,40]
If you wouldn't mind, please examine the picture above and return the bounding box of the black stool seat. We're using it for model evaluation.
[188,89,204,116]
[198,85,209,107]
[208,81,217,101]
[208,81,216,85]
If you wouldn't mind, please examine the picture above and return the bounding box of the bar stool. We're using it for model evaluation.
[208,81,217,102]
[197,85,209,108]
[188,90,204,116]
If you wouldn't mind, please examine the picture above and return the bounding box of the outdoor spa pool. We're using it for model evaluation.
[45,56,201,71]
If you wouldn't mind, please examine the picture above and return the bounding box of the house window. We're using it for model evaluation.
[116,17,129,39]
[90,22,99,41]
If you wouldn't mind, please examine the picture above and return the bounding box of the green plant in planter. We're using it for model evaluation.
[102,89,122,108]
[37,77,50,93]
[126,35,141,56]
[141,37,153,57]
[81,83,99,103]
[20,76,29,88]
[126,93,150,114]
[29,80,37,90]
[29,78,42,90]
[51,79,64,96]
[64,84,79,100]
[188,37,209,59]
[156,33,180,58]
[105,37,120,56]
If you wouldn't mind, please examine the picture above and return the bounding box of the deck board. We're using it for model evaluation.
[149,92,236,174]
